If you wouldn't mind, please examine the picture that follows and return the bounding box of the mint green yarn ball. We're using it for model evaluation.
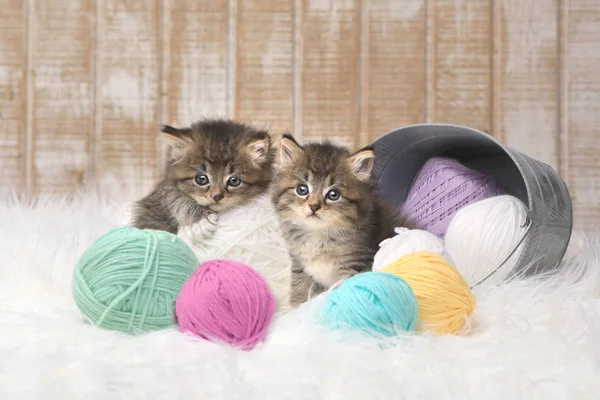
[72,226,199,335]
[321,272,419,338]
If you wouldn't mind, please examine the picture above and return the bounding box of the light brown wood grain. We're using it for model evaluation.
[97,0,160,195]
[0,0,599,227]
[292,0,303,139]
[360,0,426,145]
[564,0,600,228]
[164,0,229,127]
[496,0,559,169]
[235,0,294,134]
[0,0,26,196]
[427,0,491,133]
[301,0,360,147]
[29,0,93,194]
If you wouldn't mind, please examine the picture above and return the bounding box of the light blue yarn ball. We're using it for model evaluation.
[321,272,419,337]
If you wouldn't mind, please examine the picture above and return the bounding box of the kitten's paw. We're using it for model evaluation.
[194,213,219,240]
[177,225,195,246]
[178,214,219,246]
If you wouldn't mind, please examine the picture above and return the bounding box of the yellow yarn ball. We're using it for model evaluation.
[382,251,476,335]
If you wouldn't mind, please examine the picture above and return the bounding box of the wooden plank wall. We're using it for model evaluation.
[0,0,598,228]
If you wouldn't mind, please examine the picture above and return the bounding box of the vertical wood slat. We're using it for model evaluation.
[164,1,229,126]
[0,0,27,196]
[565,0,600,228]
[292,0,304,139]
[227,0,237,118]
[97,0,160,196]
[427,0,492,134]
[235,0,294,134]
[360,0,426,145]
[496,0,559,170]
[30,0,93,194]
[301,0,360,147]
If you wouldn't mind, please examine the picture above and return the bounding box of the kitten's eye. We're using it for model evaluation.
[296,184,309,196]
[194,174,210,186]
[227,176,241,187]
[326,189,341,201]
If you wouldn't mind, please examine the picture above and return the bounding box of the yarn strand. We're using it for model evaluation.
[96,233,157,329]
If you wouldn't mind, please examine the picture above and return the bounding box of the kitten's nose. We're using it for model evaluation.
[212,192,224,203]
[309,203,321,213]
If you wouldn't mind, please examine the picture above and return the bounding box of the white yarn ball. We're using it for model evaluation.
[177,194,292,314]
[373,227,451,272]
[445,194,528,289]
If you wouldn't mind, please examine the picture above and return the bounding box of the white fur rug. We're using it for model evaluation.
[1,189,600,400]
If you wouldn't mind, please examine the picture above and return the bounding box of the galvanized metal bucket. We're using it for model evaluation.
[371,123,573,286]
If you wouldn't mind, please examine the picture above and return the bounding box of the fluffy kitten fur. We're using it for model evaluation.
[131,119,275,238]
[272,134,416,306]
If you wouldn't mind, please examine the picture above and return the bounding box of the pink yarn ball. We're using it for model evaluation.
[175,259,276,350]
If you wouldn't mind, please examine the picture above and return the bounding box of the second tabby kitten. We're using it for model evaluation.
[272,134,416,306]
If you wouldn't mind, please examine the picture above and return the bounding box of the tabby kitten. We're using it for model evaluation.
[131,119,275,241]
[272,134,416,307]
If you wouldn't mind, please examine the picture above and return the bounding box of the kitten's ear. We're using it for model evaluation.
[160,124,192,162]
[279,133,303,165]
[246,133,271,165]
[161,124,192,143]
[347,147,375,181]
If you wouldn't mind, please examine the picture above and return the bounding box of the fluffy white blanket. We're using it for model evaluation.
[1,190,599,400]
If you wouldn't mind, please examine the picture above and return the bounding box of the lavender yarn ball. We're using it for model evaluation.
[401,157,504,238]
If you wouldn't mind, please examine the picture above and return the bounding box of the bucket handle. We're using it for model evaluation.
[469,214,533,289]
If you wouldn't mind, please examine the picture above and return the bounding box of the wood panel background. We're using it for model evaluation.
[0,0,598,228]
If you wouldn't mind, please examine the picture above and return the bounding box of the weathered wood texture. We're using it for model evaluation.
[0,0,27,195]
[164,0,229,125]
[563,0,600,227]
[299,0,360,146]
[0,0,598,227]
[31,0,93,193]
[96,0,160,195]
[427,0,492,133]
[360,0,426,145]
[235,0,294,133]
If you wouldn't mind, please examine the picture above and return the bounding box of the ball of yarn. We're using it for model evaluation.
[382,251,476,335]
[445,194,529,289]
[178,194,292,314]
[373,227,451,272]
[321,272,419,338]
[175,259,276,351]
[72,226,198,334]
[401,157,504,238]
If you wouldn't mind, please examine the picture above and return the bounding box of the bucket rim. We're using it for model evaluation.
[373,122,544,213]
